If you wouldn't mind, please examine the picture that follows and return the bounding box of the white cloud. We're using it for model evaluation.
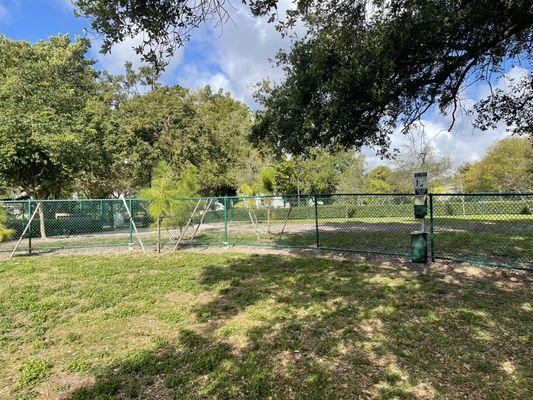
[171,0,298,105]
[73,0,298,104]
[360,122,510,172]
[89,33,184,80]
[177,64,234,94]
[361,69,523,171]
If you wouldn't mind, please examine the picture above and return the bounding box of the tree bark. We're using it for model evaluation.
[38,202,47,239]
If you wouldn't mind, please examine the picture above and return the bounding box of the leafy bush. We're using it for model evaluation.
[0,206,14,242]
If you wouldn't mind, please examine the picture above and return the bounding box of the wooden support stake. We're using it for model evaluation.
[9,203,41,259]
[122,198,145,253]
[244,199,261,240]
[189,199,212,242]
[172,199,202,252]
[278,203,293,240]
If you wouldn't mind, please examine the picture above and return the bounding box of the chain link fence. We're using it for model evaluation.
[1,194,531,270]
[430,193,532,269]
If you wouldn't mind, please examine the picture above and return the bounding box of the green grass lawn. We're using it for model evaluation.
[0,252,531,399]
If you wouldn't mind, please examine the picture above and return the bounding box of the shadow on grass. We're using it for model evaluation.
[69,254,531,399]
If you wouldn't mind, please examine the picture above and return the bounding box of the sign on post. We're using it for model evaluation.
[414,172,428,195]
[414,172,428,219]
[412,171,429,263]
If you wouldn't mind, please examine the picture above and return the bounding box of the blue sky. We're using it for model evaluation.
[0,0,235,92]
[0,1,84,41]
[0,0,522,170]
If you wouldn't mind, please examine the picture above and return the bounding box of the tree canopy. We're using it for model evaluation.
[0,34,256,199]
[0,31,530,202]
[107,85,254,196]
[253,0,533,154]
[73,0,533,156]
[270,150,367,195]
[0,35,99,199]
[460,137,533,192]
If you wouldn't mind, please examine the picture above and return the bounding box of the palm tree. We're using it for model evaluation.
[139,161,198,252]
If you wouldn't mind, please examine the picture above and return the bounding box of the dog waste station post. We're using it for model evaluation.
[411,172,428,263]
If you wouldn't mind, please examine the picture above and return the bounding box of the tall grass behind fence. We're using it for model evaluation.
[0,193,531,270]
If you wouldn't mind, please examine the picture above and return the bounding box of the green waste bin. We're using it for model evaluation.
[411,231,428,263]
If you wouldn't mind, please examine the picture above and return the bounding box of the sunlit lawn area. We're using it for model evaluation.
[0,252,531,399]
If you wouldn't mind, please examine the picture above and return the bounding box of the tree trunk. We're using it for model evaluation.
[38,202,47,239]
[157,217,161,253]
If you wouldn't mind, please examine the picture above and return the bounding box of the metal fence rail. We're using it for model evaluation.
[1,193,531,270]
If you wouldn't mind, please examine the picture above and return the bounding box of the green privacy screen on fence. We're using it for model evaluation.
[0,193,531,270]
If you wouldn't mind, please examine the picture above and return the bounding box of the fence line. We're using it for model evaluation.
[1,193,531,270]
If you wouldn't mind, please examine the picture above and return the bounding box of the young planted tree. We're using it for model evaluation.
[166,165,200,233]
[139,161,198,253]
[236,183,261,239]
[256,167,276,233]
[237,183,256,212]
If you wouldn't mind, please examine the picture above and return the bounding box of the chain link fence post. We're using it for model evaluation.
[314,194,320,248]
[429,193,435,261]
[223,195,228,247]
[28,199,32,254]
[128,198,133,247]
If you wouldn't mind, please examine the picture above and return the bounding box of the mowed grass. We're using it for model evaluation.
[0,253,531,399]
